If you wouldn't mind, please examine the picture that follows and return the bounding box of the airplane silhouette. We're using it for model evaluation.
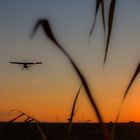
[9,61,43,70]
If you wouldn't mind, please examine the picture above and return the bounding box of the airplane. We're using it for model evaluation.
[9,61,43,70]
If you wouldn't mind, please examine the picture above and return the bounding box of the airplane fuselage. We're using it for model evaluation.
[23,64,28,68]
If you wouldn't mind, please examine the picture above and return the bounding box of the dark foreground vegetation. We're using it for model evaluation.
[0,122,140,140]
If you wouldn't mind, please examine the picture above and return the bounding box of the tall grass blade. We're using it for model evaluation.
[36,123,47,140]
[11,109,25,115]
[11,109,37,122]
[111,63,140,140]
[10,110,47,140]
[90,0,105,37]
[101,0,105,35]
[110,101,123,140]
[31,19,111,140]
[26,118,35,123]
[104,0,116,64]
[123,63,140,100]
[8,113,25,122]
[31,19,60,48]
[24,116,32,123]
[89,0,100,37]
[68,84,82,135]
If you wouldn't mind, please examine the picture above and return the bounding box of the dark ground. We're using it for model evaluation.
[0,122,140,140]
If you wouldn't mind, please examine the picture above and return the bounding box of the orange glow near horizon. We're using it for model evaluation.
[1,81,140,123]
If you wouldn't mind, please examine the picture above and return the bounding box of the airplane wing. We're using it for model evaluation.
[35,62,43,64]
[10,62,25,64]
[25,62,35,65]
[9,62,43,65]
[24,62,43,65]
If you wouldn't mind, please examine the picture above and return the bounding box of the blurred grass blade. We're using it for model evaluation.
[89,0,100,36]
[104,0,116,64]
[123,63,140,100]
[31,19,60,47]
[26,118,35,123]
[11,109,37,123]
[31,19,111,140]
[68,84,82,135]
[111,101,123,140]
[36,123,47,140]
[11,109,26,116]
[90,0,105,37]
[9,113,25,122]
[10,110,47,139]
[24,116,32,122]
[101,0,105,34]
[112,63,140,140]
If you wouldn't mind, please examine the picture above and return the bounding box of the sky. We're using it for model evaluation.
[0,0,140,122]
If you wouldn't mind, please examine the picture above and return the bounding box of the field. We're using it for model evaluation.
[0,122,140,140]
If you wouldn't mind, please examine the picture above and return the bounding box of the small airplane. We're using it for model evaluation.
[9,61,43,70]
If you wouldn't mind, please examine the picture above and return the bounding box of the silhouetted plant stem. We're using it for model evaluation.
[90,0,105,37]
[68,84,82,137]
[111,63,140,140]
[9,110,47,140]
[104,0,116,64]
[31,19,111,140]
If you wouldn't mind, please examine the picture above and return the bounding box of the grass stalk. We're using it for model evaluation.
[31,19,111,140]
[67,84,82,137]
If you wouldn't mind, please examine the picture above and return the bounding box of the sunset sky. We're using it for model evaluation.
[0,0,140,122]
